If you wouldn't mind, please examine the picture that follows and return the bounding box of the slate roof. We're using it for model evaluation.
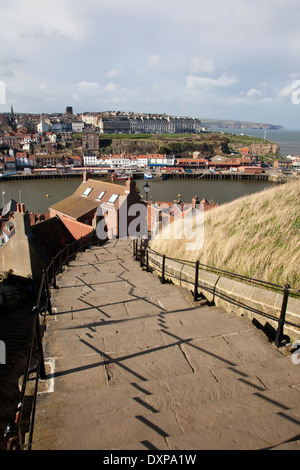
[50,178,140,220]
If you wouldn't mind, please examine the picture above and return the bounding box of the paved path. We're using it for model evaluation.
[32,239,300,450]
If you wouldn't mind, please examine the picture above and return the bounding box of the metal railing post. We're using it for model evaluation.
[52,257,57,289]
[146,249,149,272]
[140,241,143,268]
[59,250,63,273]
[275,284,290,347]
[135,239,138,261]
[161,255,166,284]
[43,269,53,316]
[32,306,46,380]
[194,260,199,302]
[66,245,69,267]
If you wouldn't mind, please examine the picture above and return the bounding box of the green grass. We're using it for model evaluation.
[150,179,300,289]
[100,133,153,140]
[221,133,267,145]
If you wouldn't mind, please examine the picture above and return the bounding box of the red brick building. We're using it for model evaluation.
[82,129,100,151]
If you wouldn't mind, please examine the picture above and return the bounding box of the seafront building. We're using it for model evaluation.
[80,112,202,134]
[82,153,176,170]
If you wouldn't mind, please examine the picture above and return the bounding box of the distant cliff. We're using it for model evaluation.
[201,119,284,130]
[230,140,280,156]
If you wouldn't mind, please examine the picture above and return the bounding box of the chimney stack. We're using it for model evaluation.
[192,196,199,209]
[14,203,31,237]
[17,203,26,213]
[83,169,92,183]
[125,177,136,194]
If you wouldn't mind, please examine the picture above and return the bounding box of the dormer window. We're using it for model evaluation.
[96,191,106,201]
[82,187,92,197]
[108,194,119,204]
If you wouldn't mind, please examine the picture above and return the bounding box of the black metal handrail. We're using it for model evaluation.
[5,230,104,450]
[133,239,300,349]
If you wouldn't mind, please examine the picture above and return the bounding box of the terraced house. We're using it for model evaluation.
[49,172,143,239]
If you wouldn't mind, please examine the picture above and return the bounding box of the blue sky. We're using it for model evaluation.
[1,0,300,128]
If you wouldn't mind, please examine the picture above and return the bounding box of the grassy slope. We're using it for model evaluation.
[150,179,300,288]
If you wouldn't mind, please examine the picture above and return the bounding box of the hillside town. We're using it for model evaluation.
[1,107,300,178]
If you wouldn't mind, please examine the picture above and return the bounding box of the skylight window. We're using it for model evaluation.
[108,194,119,204]
[82,187,92,197]
[96,191,106,201]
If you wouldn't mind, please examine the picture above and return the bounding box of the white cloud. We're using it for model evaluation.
[190,58,215,74]
[148,55,160,68]
[246,88,262,98]
[106,83,119,92]
[106,69,124,79]
[186,74,238,90]
[277,75,300,100]
[75,81,104,98]
[277,85,294,99]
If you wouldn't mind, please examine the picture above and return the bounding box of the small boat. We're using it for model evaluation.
[112,172,132,181]
[144,173,153,180]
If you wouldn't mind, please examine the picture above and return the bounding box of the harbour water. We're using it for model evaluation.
[1,128,299,213]
[0,177,273,214]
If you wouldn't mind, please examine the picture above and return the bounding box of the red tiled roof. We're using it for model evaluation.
[59,216,94,240]
[31,216,75,262]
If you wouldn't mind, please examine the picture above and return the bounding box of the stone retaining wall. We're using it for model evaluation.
[148,251,300,342]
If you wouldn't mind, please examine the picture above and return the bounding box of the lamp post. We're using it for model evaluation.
[143,181,150,202]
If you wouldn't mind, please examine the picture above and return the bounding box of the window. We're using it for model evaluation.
[108,194,119,203]
[82,187,92,197]
[96,191,106,201]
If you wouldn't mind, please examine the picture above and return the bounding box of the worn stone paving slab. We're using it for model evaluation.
[51,355,107,392]
[166,427,271,450]
[103,328,166,354]
[104,345,194,386]
[44,330,106,358]
[212,355,297,383]
[33,410,183,451]
[179,335,246,371]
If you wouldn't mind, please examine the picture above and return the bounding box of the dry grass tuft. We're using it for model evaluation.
[150,179,300,288]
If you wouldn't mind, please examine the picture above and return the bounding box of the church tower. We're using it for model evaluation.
[9,105,17,131]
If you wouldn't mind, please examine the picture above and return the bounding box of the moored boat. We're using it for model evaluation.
[112,172,132,181]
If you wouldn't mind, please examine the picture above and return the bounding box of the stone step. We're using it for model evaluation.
[33,392,300,451]
[32,411,181,451]
[166,407,300,450]
[34,356,299,433]
[38,354,298,409]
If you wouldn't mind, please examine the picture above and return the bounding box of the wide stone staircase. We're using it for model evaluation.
[32,239,300,450]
